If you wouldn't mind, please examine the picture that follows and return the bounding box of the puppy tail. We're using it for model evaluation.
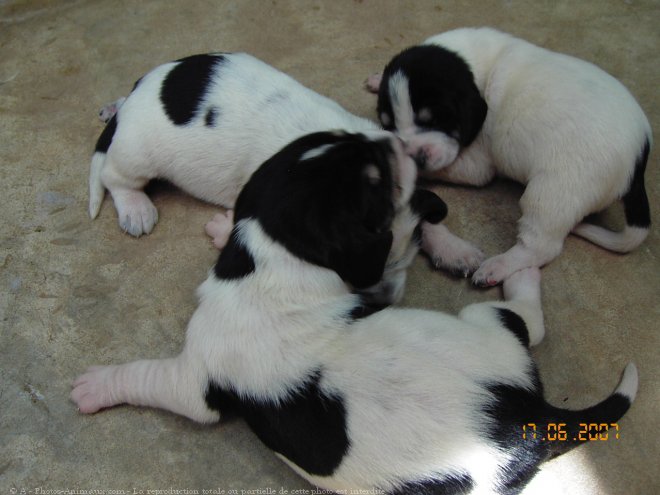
[572,138,651,253]
[544,363,638,458]
[89,114,118,219]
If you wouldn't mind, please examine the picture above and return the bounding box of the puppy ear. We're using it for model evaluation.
[331,231,393,290]
[458,87,487,147]
[411,189,448,224]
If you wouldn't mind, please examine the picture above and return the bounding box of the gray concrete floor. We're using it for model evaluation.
[1,1,658,494]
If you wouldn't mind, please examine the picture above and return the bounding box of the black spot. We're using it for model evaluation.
[205,370,349,476]
[378,45,487,148]
[348,299,389,321]
[204,107,219,127]
[623,138,651,228]
[213,234,256,280]
[160,54,224,126]
[233,131,397,290]
[389,474,474,495]
[481,380,549,494]
[411,189,448,224]
[496,308,530,347]
[95,114,117,153]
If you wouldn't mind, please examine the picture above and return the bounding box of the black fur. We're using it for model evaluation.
[205,107,219,127]
[411,189,448,224]
[389,474,475,495]
[95,114,117,153]
[496,308,530,347]
[160,54,224,126]
[378,45,487,149]
[231,131,398,289]
[205,370,349,477]
[213,233,256,280]
[623,138,651,228]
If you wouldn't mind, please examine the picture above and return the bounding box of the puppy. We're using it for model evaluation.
[72,131,637,495]
[90,51,484,276]
[367,27,652,286]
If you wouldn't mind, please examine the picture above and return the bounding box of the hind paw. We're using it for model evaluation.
[112,189,158,237]
[205,210,234,249]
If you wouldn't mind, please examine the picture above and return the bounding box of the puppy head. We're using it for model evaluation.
[376,45,487,171]
[233,130,418,293]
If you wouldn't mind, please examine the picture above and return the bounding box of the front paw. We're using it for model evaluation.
[431,242,485,278]
[472,254,515,287]
[71,365,119,414]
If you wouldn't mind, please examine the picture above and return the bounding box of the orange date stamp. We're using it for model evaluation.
[521,423,620,441]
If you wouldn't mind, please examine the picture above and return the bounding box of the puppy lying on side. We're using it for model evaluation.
[91,52,483,276]
[72,131,637,495]
[367,27,652,286]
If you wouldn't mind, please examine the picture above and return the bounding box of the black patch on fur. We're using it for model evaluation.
[205,370,349,476]
[348,299,389,320]
[623,138,651,228]
[411,189,448,224]
[389,474,474,495]
[213,234,256,280]
[496,308,530,347]
[95,114,117,153]
[204,107,219,127]
[482,377,549,494]
[160,54,224,125]
[378,45,487,148]
[233,131,397,289]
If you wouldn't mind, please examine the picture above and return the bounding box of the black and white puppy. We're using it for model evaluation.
[367,27,652,286]
[91,51,483,276]
[72,131,637,495]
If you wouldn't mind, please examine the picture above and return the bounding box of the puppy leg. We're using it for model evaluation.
[425,138,495,187]
[101,155,158,237]
[472,177,575,286]
[98,97,126,123]
[421,222,485,277]
[71,352,219,424]
[460,267,545,346]
[204,210,235,249]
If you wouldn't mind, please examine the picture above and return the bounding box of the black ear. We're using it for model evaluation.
[411,189,448,224]
[330,231,393,290]
[458,87,487,147]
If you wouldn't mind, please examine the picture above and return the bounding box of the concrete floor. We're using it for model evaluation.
[1,1,658,494]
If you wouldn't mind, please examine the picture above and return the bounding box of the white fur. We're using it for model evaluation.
[91,52,483,275]
[386,27,652,285]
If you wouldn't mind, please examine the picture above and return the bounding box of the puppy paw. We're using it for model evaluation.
[364,73,382,93]
[71,365,120,414]
[205,210,234,249]
[421,223,485,277]
[98,97,126,123]
[432,242,485,277]
[113,190,159,237]
[472,254,518,287]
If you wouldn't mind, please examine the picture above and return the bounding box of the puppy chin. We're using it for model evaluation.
[356,268,407,307]
[404,132,460,171]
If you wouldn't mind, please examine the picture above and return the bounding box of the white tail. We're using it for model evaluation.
[88,152,106,219]
[572,223,649,253]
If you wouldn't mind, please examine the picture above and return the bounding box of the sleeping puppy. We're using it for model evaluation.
[72,130,637,495]
[91,51,483,276]
[367,27,652,286]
